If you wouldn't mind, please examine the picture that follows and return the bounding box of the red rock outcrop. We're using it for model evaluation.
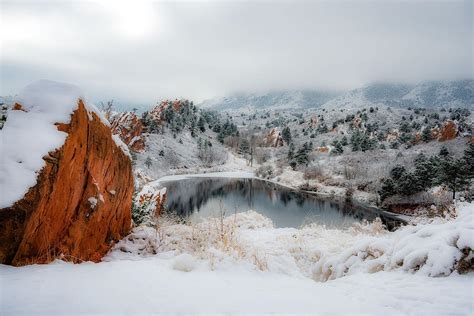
[110,112,146,152]
[136,185,167,218]
[411,132,422,145]
[0,100,133,266]
[352,115,363,129]
[148,99,184,123]
[265,128,284,147]
[309,116,319,129]
[438,120,458,142]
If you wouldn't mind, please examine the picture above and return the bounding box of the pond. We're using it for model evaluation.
[161,177,394,229]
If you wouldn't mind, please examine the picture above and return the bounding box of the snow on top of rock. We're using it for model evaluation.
[0,80,110,208]
[112,134,131,158]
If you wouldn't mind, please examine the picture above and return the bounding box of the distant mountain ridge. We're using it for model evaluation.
[200,80,474,111]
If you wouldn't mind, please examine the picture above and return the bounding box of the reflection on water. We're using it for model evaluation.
[163,177,380,228]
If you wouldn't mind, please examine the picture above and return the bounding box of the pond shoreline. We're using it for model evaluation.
[148,170,409,229]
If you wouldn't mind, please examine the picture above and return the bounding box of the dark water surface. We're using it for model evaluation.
[163,177,383,228]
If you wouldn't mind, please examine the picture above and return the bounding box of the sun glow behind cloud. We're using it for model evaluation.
[98,0,158,39]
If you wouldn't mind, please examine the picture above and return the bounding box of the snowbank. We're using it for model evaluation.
[108,203,474,281]
[0,80,114,208]
[313,201,474,280]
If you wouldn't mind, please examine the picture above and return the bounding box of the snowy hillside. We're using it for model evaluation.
[322,80,474,111]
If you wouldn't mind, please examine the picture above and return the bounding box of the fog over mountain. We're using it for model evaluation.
[200,80,474,111]
[1,1,472,105]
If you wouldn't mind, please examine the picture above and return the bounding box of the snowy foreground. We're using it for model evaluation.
[1,203,473,315]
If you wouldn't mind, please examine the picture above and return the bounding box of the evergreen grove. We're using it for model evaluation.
[379,144,474,201]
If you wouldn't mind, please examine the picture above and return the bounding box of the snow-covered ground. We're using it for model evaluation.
[149,170,254,187]
[1,260,471,315]
[2,203,473,315]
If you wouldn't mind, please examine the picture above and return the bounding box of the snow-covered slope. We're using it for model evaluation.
[200,90,340,110]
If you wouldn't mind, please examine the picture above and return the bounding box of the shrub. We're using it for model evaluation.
[303,164,325,180]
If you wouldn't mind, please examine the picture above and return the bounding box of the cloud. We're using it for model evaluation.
[1,0,472,105]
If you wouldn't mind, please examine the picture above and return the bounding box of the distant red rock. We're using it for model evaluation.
[148,99,184,123]
[265,128,284,147]
[438,120,458,142]
[314,146,331,153]
[110,111,146,152]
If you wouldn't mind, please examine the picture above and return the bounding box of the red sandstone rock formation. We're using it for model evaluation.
[265,128,284,147]
[438,120,458,142]
[0,99,133,266]
[148,99,184,123]
[110,112,146,152]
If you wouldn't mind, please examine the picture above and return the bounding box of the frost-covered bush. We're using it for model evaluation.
[131,194,151,225]
[256,164,275,179]
[131,185,167,226]
[303,164,326,181]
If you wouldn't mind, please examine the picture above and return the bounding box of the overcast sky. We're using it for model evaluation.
[1,0,472,105]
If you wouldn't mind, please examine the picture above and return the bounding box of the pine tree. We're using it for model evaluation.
[413,153,435,190]
[189,117,196,137]
[421,126,432,142]
[390,141,400,149]
[282,126,292,144]
[439,146,449,158]
[217,131,225,144]
[238,138,250,156]
[288,142,295,160]
[350,131,362,151]
[390,165,406,181]
[379,178,396,201]
[198,117,206,132]
[145,157,152,169]
[331,140,343,155]
[463,143,474,179]
[294,142,310,166]
[340,136,348,146]
[437,156,470,200]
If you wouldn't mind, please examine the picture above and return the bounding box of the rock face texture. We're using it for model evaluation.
[0,99,133,266]
[110,111,146,152]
